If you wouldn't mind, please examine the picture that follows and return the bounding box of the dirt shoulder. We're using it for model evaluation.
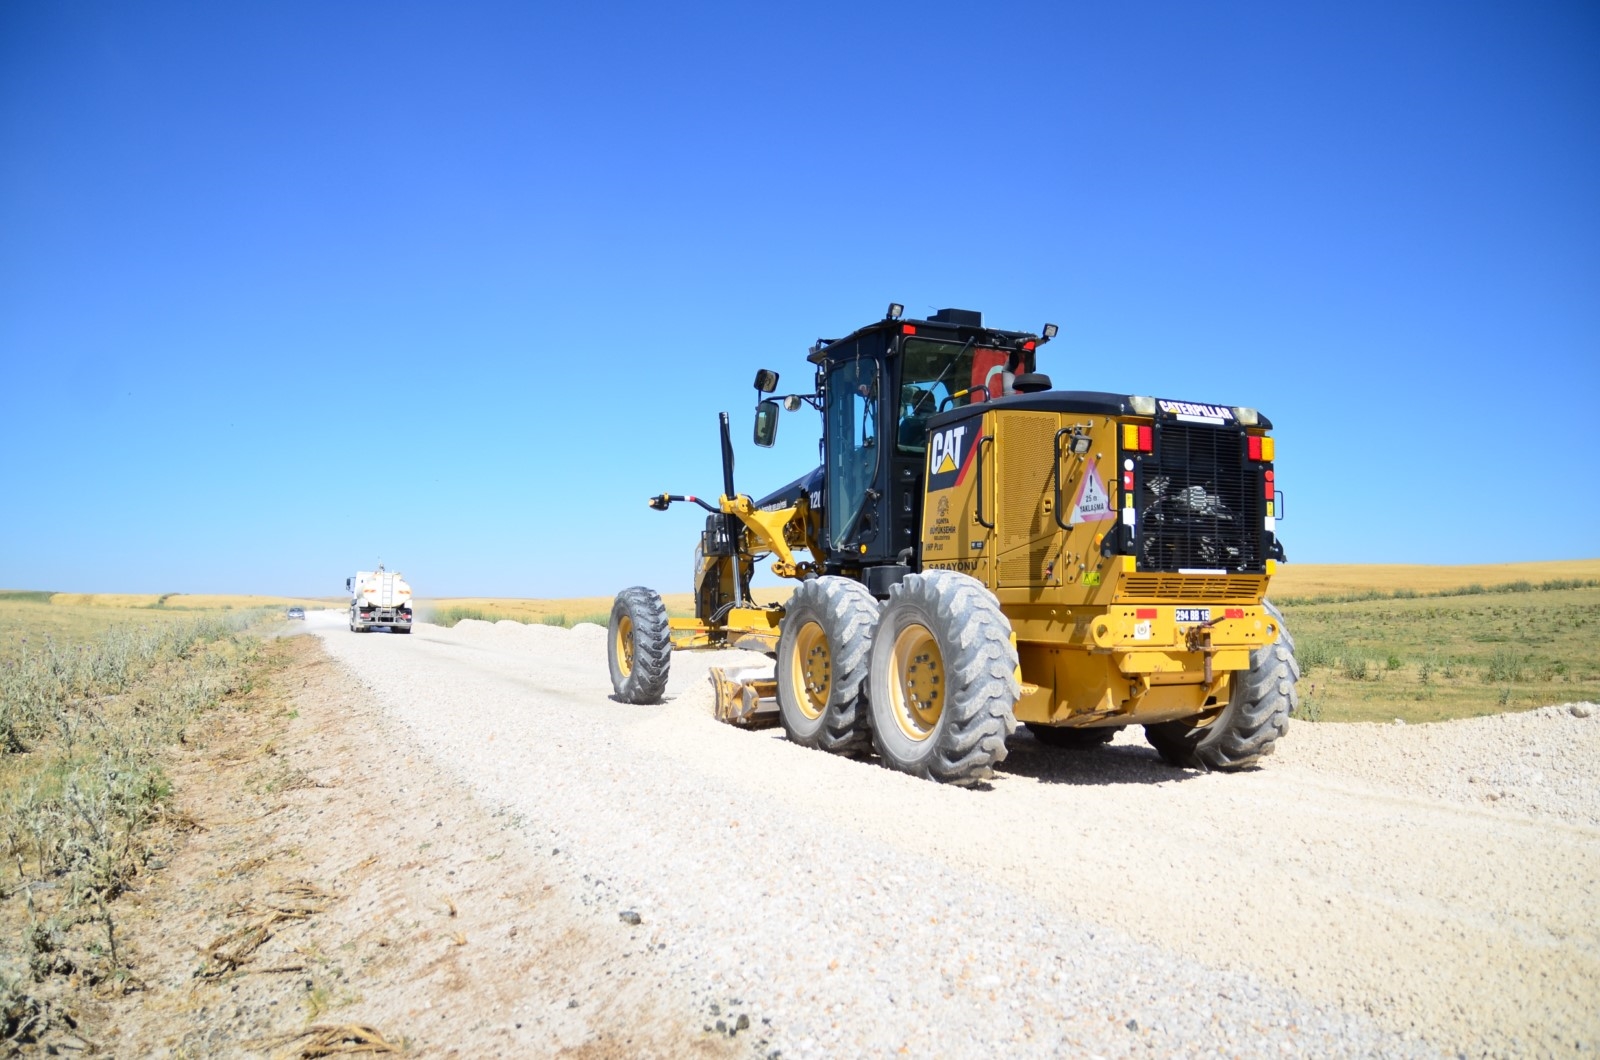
[92,634,746,1058]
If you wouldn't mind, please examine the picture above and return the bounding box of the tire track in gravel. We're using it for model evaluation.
[315,612,1600,1057]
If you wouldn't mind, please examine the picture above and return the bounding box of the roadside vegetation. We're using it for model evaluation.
[1279,584,1600,723]
[0,599,277,1049]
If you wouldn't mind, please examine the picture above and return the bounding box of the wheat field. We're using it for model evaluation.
[1267,558,1600,599]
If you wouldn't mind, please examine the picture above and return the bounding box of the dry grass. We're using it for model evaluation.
[1268,559,1600,599]
[0,607,276,1049]
[27,592,339,611]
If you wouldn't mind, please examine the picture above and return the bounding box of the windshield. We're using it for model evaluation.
[826,358,879,548]
[897,338,970,452]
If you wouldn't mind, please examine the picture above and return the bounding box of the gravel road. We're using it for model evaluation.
[308,610,1599,1058]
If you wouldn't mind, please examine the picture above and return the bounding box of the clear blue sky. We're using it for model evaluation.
[3,1,1597,598]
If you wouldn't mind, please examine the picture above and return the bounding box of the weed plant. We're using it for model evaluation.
[0,611,266,1043]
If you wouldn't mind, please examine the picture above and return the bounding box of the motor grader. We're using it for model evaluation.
[607,304,1299,785]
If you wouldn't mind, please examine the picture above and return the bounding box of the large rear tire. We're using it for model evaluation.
[868,571,1019,786]
[1144,600,1298,770]
[775,576,877,756]
[609,587,671,704]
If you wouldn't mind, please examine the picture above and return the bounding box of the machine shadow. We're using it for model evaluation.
[994,733,1205,787]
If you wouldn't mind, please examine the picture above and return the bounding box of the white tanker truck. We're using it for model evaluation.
[346,565,413,633]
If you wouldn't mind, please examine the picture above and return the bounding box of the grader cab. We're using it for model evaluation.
[608,304,1299,785]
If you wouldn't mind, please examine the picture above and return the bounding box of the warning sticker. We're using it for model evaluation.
[1069,459,1117,525]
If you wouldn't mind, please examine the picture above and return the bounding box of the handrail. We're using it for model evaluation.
[1051,428,1074,532]
[974,435,994,529]
[938,384,991,412]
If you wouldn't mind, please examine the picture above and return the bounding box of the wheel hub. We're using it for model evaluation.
[615,614,635,676]
[889,623,944,742]
[788,621,830,721]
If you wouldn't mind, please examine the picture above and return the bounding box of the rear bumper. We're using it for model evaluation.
[355,607,412,627]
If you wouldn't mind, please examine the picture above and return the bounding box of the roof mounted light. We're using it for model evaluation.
[886,302,904,321]
[1128,395,1156,416]
[1041,322,1058,340]
[1232,406,1260,426]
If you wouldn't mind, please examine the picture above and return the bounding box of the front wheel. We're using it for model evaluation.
[775,576,877,756]
[1144,600,1299,770]
[868,571,1019,786]
[608,587,671,704]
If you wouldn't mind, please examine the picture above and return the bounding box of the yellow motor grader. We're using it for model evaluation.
[608,304,1299,785]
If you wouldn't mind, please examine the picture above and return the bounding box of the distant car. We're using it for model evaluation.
[286,607,306,620]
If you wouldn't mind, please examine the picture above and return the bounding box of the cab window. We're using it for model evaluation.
[825,358,879,548]
[896,338,979,453]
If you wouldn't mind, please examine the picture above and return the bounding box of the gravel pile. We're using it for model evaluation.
[314,614,1599,1057]
[1273,702,1600,826]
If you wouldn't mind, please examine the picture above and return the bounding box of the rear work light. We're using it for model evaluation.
[1121,423,1153,452]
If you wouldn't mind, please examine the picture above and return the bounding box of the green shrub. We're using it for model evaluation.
[1294,635,1338,675]
[1484,649,1527,684]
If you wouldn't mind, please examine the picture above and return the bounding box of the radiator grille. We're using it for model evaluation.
[1114,575,1267,603]
[1137,423,1264,574]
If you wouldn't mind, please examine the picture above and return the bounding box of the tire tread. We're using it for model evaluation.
[609,587,672,704]
[1145,599,1297,770]
[870,571,1019,786]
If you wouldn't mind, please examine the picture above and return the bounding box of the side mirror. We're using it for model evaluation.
[345,577,352,591]
[754,369,779,394]
[783,394,803,412]
[754,399,780,447]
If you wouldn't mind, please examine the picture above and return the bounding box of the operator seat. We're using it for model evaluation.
[898,389,936,451]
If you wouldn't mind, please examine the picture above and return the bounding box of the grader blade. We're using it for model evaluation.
[708,665,779,728]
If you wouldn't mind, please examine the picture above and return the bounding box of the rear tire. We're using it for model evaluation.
[1025,723,1119,748]
[868,571,1019,786]
[1144,600,1298,770]
[775,577,877,756]
[609,587,671,704]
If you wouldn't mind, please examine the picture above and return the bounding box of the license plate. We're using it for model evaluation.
[1174,608,1211,624]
